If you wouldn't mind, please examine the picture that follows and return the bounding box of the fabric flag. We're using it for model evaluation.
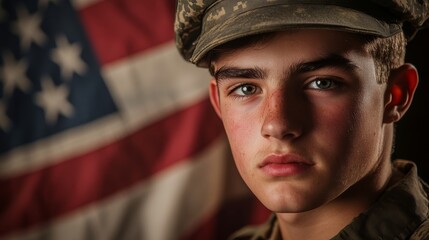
[0,0,270,239]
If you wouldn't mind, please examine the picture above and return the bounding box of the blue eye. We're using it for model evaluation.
[307,78,338,89]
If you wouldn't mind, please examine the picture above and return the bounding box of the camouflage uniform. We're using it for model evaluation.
[228,161,429,240]
[174,0,429,239]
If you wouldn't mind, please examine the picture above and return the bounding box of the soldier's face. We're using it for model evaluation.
[209,30,392,214]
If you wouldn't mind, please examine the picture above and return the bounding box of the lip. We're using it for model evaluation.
[258,154,314,177]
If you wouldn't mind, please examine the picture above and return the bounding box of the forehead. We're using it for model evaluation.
[211,29,371,69]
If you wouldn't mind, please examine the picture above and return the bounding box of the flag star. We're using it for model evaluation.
[12,6,47,50]
[51,35,87,80]
[0,100,12,131]
[35,77,74,124]
[0,52,32,97]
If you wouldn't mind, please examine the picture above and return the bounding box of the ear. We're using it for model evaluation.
[209,79,222,118]
[383,64,419,123]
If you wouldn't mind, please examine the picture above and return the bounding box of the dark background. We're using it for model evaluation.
[394,29,429,181]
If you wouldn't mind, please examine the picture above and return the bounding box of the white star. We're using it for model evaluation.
[35,77,74,124]
[0,100,12,131]
[51,35,87,80]
[12,6,47,50]
[0,52,32,97]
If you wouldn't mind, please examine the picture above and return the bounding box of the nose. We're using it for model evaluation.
[261,89,303,140]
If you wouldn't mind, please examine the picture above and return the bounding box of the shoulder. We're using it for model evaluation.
[410,218,429,240]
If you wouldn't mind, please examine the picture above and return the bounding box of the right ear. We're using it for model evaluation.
[209,79,222,118]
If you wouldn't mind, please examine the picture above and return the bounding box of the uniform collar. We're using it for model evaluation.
[334,160,429,240]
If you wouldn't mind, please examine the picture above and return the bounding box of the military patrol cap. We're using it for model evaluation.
[174,0,429,67]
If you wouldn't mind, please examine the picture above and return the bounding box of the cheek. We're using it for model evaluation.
[313,100,355,147]
[223,110,252,142]
[221,107,261,171]
[311,99,367,172]
[314,96,383,174]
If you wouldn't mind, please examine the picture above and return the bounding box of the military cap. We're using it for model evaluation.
[174,0,429,67]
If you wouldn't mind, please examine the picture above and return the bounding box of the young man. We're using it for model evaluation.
[175,1,429,239]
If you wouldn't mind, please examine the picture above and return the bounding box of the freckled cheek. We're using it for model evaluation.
[223,114,257,149]
[222,108,262,170]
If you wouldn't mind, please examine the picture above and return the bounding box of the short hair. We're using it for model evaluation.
[208,31,407,84]
[364,32,407,84]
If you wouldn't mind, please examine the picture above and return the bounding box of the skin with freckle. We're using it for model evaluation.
[175,1,429,239]
[211,30,387,214]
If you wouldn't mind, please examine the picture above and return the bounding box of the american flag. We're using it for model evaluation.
[0,0,270,239]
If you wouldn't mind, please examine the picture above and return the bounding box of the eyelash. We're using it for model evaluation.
[228,83,261,98]
[225,77,342,99]
[306,77,341,90]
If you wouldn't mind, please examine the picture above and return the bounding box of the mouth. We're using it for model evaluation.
[258,154,314,177]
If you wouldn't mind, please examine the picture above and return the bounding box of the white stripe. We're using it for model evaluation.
[0,114,125,176]
[0,42,211,177]
[102,41,211,131]
[3,138,250,240]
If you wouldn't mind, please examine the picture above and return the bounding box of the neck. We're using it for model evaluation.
[276,185,385,240]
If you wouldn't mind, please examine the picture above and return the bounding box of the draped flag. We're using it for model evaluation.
[0,0,270,239]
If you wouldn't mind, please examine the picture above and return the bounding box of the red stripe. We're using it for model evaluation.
[180,195,271,240]
[78,0,176,65]
[0,98,224,236]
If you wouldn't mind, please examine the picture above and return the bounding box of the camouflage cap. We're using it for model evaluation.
[174,0,429,67]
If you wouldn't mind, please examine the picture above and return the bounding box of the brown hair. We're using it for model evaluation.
[364,32,407,84]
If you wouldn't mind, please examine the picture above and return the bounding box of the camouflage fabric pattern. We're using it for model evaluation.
[410,219,429,240]
[174,0,215,64]
[373,0,429,38]
[174,0,429,67]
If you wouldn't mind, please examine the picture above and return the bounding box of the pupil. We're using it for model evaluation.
[317,79,330,88]
[242,85,254,94]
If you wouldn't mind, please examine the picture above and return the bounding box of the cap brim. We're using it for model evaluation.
[192,4,401,67]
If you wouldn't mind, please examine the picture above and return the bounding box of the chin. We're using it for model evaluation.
[257,191,323,213]
[266,201,319,214]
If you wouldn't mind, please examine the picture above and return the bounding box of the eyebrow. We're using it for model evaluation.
[214,67,265,82]
[213,54,358,82]
[289,54,358,76]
